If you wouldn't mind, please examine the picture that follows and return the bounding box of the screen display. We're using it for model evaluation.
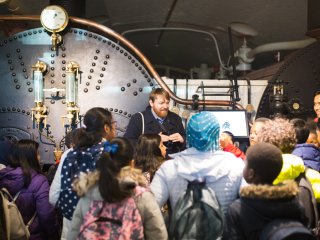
[209,110,249,138]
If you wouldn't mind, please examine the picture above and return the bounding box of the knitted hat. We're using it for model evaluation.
[187,111,220,151]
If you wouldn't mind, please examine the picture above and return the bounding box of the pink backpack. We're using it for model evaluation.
[77,186,147,240]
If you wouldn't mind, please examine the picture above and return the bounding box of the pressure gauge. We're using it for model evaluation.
[40,5,69,33]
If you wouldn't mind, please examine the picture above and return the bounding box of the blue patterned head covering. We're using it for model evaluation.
[187,111,220,151]
[103,141,118,154]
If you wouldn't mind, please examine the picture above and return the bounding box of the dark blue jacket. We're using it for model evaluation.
[0,167,59,240]
[124,106,186,155]
[292,143,320,172]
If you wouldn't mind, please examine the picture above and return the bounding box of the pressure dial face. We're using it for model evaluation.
[40,5,69,33]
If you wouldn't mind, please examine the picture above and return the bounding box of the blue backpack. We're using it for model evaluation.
[259,219,316,240]
[169,179,224,240]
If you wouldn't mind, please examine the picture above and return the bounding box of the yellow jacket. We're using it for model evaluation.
[273,154,320,202]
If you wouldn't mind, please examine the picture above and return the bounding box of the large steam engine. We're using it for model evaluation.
[1,5,320,164]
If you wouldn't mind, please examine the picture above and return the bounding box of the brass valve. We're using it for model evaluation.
[66,61,80,77]
[31,102,48,128]
[32,60,47,72]
[51,32,62,51]
[61,102,80,126]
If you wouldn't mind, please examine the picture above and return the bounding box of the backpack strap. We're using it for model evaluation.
[13,190,21,201]
[26,212,37,228]
[1,188,14,200]
[296,171,319,229]
[138,112,144,134]
[2,188,37,229]
[300,174,319,219]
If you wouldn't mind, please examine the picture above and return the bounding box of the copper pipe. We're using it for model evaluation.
[0,15,244,109]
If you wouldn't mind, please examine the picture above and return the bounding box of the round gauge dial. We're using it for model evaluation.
[40,5,69,33]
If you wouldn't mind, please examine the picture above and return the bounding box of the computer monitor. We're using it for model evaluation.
[209,110,249,138]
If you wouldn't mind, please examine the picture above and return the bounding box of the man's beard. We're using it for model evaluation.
[154,108,168,118]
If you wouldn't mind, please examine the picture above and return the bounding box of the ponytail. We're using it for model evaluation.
[73,127,101,149]
[74,107,113,149]
[97,137,134,203]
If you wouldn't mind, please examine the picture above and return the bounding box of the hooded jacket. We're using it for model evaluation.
[68,167,168,240]
[274,154,320,201]
[224,180,307,240]
[292,143,320,172]
[0,167,59,240]
[150,147,245,214]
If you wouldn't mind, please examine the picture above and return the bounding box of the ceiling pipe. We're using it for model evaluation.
[246,38,317,59]
[122,27,229,71]
[234,38,316,71]
[229,22,317,70]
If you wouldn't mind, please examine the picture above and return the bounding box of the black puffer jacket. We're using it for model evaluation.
[223,180,307,240]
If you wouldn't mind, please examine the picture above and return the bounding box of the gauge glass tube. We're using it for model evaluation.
[34,71,43,103]
[66,71,76,103]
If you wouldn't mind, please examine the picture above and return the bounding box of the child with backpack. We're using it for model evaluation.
[68,137,167,240]
[151,111,244,240]
[49,107,117,240]
[0,139,59,240]
[224,142,312,240]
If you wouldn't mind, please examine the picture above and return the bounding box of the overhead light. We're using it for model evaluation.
[229,22,258,37]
